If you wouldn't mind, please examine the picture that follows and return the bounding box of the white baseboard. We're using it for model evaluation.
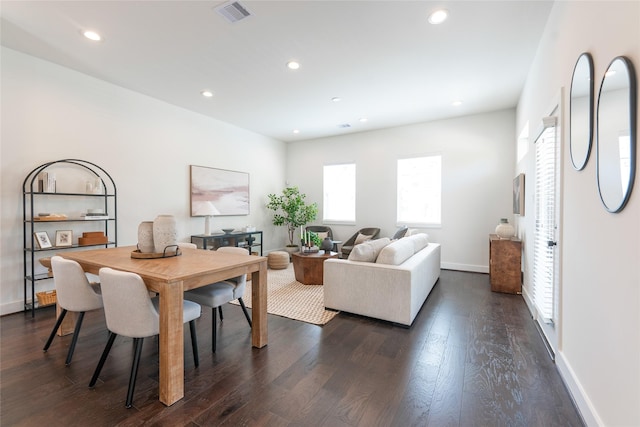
[1,300,28,316]
[441,262,488,273]
[556,351,602,427]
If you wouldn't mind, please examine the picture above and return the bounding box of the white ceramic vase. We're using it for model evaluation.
[495,218,515,239]
[137,221,155,253]
[153,214,177,253]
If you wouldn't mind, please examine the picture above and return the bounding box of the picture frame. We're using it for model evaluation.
[55,230,73,247]
[34,231,52,249]
[513,173,525,215]
[190,165,250,216]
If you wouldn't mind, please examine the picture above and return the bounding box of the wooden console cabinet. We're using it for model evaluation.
[489,234,522,294]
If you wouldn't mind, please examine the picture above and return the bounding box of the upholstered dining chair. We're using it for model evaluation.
[340,227,381,258]
[43,256,103,366]
[89,267,201,408]
[184,245,252,353]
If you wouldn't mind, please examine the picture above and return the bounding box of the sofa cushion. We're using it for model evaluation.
[376,238,415,265]
[354,233,373,245]
[348,237,391,262]
[407,233,429,252]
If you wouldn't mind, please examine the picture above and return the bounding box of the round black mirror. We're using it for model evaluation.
[596,56,637,213]
[570,53,594,170]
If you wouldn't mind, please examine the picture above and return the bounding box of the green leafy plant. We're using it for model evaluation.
[267,187,318,246]
[306,231,322,247]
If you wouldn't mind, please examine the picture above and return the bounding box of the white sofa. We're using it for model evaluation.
[323,234,441,326]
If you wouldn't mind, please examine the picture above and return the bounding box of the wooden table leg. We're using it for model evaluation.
[251,259,268,348]
[157,280,184,406]
[55,302,75,336]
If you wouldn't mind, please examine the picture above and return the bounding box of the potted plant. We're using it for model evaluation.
[267,187,318,253]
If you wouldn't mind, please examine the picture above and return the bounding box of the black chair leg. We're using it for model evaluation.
[238,298,252,327]
[89,331,117,388]
[65,311,85,365]
[212,307,217,353]
[189,320,199,368]
[126,337,144,409]
[43,308,68,352]
[218,305,224,321]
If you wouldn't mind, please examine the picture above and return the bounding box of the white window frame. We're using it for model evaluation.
[323,163,356,224]
[396,154,442,227]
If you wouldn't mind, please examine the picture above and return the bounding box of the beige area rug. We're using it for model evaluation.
[231,264,339,326]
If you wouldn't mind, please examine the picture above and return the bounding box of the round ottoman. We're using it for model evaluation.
[268,251,290,269]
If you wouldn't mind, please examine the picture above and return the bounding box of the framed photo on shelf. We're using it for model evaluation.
[55,230,73,247]
[34,231,52,249]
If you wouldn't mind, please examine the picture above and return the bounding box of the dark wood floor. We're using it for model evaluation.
[1,270,583,426]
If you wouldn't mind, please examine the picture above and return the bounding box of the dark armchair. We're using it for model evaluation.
[340,227,381,258]
[305,225,333,240]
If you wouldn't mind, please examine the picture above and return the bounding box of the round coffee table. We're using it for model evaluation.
[291,250,339,285]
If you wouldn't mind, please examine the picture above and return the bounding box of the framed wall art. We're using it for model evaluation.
[55,230,73,247]
[190,165,250,216]
[34,231,52,249]
[513,173,525,216]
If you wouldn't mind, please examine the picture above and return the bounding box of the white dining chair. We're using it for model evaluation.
[43,256,103,365]
[184,245,252,352]
[89,267,201,408]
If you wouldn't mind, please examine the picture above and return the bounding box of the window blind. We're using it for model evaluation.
[533,119,557,323]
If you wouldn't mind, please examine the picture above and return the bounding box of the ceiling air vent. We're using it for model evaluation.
[215,1,252,23]
[338,123,352,128]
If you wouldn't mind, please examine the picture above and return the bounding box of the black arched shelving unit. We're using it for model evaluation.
[23,159,117,316]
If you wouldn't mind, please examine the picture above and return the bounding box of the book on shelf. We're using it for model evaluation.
[81,213,109,220]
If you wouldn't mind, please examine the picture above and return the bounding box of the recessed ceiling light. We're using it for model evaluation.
[452,100,462,106]
[331,97,341,103]
[201,90,214,98]
[293,129,300,134]
[83,30,102,41]
[428,9,448,25]
[287,61,300,70]
[359,117,368,123]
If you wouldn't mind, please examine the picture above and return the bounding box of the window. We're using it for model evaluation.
[397,155,441,226]
[323,163,355,223]
[533,119,558,323]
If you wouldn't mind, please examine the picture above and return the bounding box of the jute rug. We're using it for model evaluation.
[231,264,339,326]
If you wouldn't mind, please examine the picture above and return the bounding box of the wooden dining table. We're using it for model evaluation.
[61,245,268,406]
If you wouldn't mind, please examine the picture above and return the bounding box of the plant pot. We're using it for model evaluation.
[284,245,299,256]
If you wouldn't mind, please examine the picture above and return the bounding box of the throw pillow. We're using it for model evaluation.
[354,233,373,245]
[407,233,429,253]
[348,237,391,262]
[376,238,415,265]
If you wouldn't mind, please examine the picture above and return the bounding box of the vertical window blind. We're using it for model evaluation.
[533,118,558,323]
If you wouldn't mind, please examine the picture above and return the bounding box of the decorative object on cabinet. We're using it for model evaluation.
[489,234,522,294]
[221,228,235,234]
[23,159,117,317]
[570,52,594,171]
[190,165,250,216]
[55,230,73,247]
[513,174,525,215]
[596,56,637,213]
[495,218,515,239]
[191,230,263,255]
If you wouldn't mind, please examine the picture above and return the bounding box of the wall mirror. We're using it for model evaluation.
[596,56,637,213]
[570,52,594,170]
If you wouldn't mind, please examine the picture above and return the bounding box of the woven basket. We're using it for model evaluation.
[36,290,57,306]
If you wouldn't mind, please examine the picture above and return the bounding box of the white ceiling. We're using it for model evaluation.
[0,1,554,142]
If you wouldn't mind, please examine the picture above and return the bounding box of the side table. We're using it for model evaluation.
[291,251,339,285]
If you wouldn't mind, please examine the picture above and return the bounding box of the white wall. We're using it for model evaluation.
[517,2,640,426]
[286,109,516,272]
[0,47,287,315]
